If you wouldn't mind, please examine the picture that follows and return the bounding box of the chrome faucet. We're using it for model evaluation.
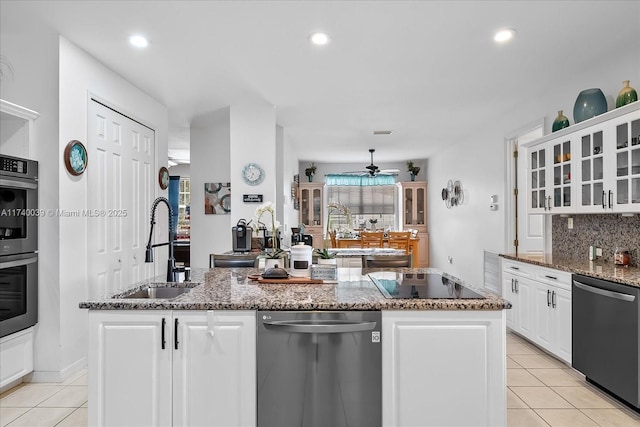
[145,197,178,282]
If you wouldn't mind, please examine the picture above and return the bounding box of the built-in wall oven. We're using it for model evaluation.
[0,155,38,338]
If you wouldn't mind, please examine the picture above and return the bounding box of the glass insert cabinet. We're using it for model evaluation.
[525,102,640,214]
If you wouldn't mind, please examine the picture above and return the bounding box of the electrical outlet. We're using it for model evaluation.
[568,217,573,229]
[596,247,602,257]
[447,256,453,264]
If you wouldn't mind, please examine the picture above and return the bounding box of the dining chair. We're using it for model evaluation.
[360,231,384,248]
[210,253,258,268]
[329,230,337,248]
[387,231,411,253]
[364,254,413,268]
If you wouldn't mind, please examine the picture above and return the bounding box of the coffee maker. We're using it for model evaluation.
[232,219,252,252]
[291,226,313,247]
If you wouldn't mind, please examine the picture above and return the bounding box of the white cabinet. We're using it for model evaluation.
[382,310,506,427]
[501,259,572,364]
[89,310,256,427]
[526,101,640,214]
[0,328,34,389]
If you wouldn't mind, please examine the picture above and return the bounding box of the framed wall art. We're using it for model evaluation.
[205,182,231,214]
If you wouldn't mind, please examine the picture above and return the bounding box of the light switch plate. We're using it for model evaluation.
[568,217,573,229]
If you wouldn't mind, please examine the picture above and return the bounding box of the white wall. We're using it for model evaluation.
[168,163,190,178]
[299,160,426,184]
[427,48,640,286]
[190,107,231,267]
[57,36,168,379]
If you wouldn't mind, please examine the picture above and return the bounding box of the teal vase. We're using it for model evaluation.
[552,110,570,132]
[616,80,638,108]
[573,88,607,123]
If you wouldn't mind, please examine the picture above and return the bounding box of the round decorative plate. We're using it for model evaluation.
[242,163,265,186]
[64,140,88,176]
[158,167,170,190]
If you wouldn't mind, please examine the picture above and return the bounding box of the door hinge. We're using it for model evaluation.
[513,239,518,247]
[513,188,518,196]
[513,150,518,158]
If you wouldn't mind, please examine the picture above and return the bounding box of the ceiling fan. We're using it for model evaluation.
[343,149,400,177]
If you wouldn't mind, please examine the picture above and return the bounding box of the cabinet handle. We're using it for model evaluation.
[161,318,166,350]
[511,278,515,292]
[544,275,557,280]
[515,279,519,293]
[547,289,551,307]
[510,266,520,270]
[174,318,179,350]
[602,191,606,209]
[552,291,557,308]
[608,190,613,209]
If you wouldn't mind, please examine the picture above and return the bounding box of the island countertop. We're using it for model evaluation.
[79,267,511,311]
[500,253,640,288]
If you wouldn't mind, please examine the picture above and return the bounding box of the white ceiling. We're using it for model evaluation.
[3,1,639,165]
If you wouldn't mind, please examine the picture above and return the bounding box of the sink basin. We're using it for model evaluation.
[121,286,193,299]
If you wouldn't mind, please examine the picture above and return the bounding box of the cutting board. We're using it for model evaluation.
[248,275,324,284]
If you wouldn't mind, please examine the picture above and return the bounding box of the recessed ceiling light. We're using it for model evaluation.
[129,35,149,48]
[308,32,330,46]
[494,28,517,43]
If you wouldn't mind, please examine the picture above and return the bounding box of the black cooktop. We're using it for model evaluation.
[368,272,485,299]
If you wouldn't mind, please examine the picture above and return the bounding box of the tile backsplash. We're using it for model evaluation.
[552,214,640,267]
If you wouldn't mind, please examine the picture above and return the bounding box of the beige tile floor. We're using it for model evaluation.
[1,334,640,426]
[507,332,640,427]
[0,369,87,427]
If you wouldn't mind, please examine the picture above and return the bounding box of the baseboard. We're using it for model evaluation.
[28,356,87,384]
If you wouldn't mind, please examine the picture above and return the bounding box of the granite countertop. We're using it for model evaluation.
[79,267,510,311]
[500,253,640,288]
[327,248,406,256]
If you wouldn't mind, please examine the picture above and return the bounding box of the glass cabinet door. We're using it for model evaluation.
[530,147,547,210]
[404,187,413,226]
[300,188,311,226]
[552,139,572,209]
[615,118,640,209]
[580,130,605,209]
[416,187,425,226]
[312,188,322,227]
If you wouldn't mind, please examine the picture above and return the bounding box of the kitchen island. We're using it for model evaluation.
[81,267,510,427]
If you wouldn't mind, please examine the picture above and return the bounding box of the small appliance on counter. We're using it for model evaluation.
[290,242,313,277]
[290,226,313,247]
[232,219,252,252]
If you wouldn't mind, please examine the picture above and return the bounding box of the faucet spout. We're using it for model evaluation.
[145,196,178,282]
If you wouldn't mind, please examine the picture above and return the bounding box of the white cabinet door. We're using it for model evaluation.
[502,272,519,331]
[608,110,640,212]
[172,311,256,427]
[89,310,172,427]
[516,277,534,339]
[382,310,506,427]
[533,282,554,350]
[551,287,572,363]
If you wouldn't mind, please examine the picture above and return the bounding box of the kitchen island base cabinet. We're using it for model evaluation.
[382,310,506,427]
[88,310,256,427]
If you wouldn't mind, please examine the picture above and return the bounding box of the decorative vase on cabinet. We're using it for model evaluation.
[552,110,570,132]
[573,88,607,123]
[616,80,638,108]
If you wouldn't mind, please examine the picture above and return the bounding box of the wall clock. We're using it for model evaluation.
[242,163,265,186]
[64,140,88,176]
[158,166,170,190]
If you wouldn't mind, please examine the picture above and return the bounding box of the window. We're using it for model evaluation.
[177,177,190,239]
[326,184,398,231]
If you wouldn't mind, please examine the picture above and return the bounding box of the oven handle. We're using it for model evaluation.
[573,280,636,302]
[0,178,38,190]
[0,254,38,269]
[263,320,377,334]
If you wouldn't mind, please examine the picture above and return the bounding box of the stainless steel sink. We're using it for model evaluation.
[120,286,193,299]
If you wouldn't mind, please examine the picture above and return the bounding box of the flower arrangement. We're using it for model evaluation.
[305,162,317,181]
[253,201,281,251]
[406,160,421,176]
[264,248,285,259]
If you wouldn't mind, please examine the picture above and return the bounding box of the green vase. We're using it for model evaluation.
[616,80,638,108]
[552,110,570,132]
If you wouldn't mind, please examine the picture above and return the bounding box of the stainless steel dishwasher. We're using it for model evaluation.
[572,274,639,411]
[257,311,382,427]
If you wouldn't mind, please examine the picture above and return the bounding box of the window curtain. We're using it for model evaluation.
[326,182,397,215]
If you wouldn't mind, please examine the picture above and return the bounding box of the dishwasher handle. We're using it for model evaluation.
[262,320,377,334]
[573,280,636,302]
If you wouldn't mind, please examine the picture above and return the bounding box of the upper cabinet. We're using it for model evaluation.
[1,99,40,159]
[525,101,640,214]
[402,181,427,232]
